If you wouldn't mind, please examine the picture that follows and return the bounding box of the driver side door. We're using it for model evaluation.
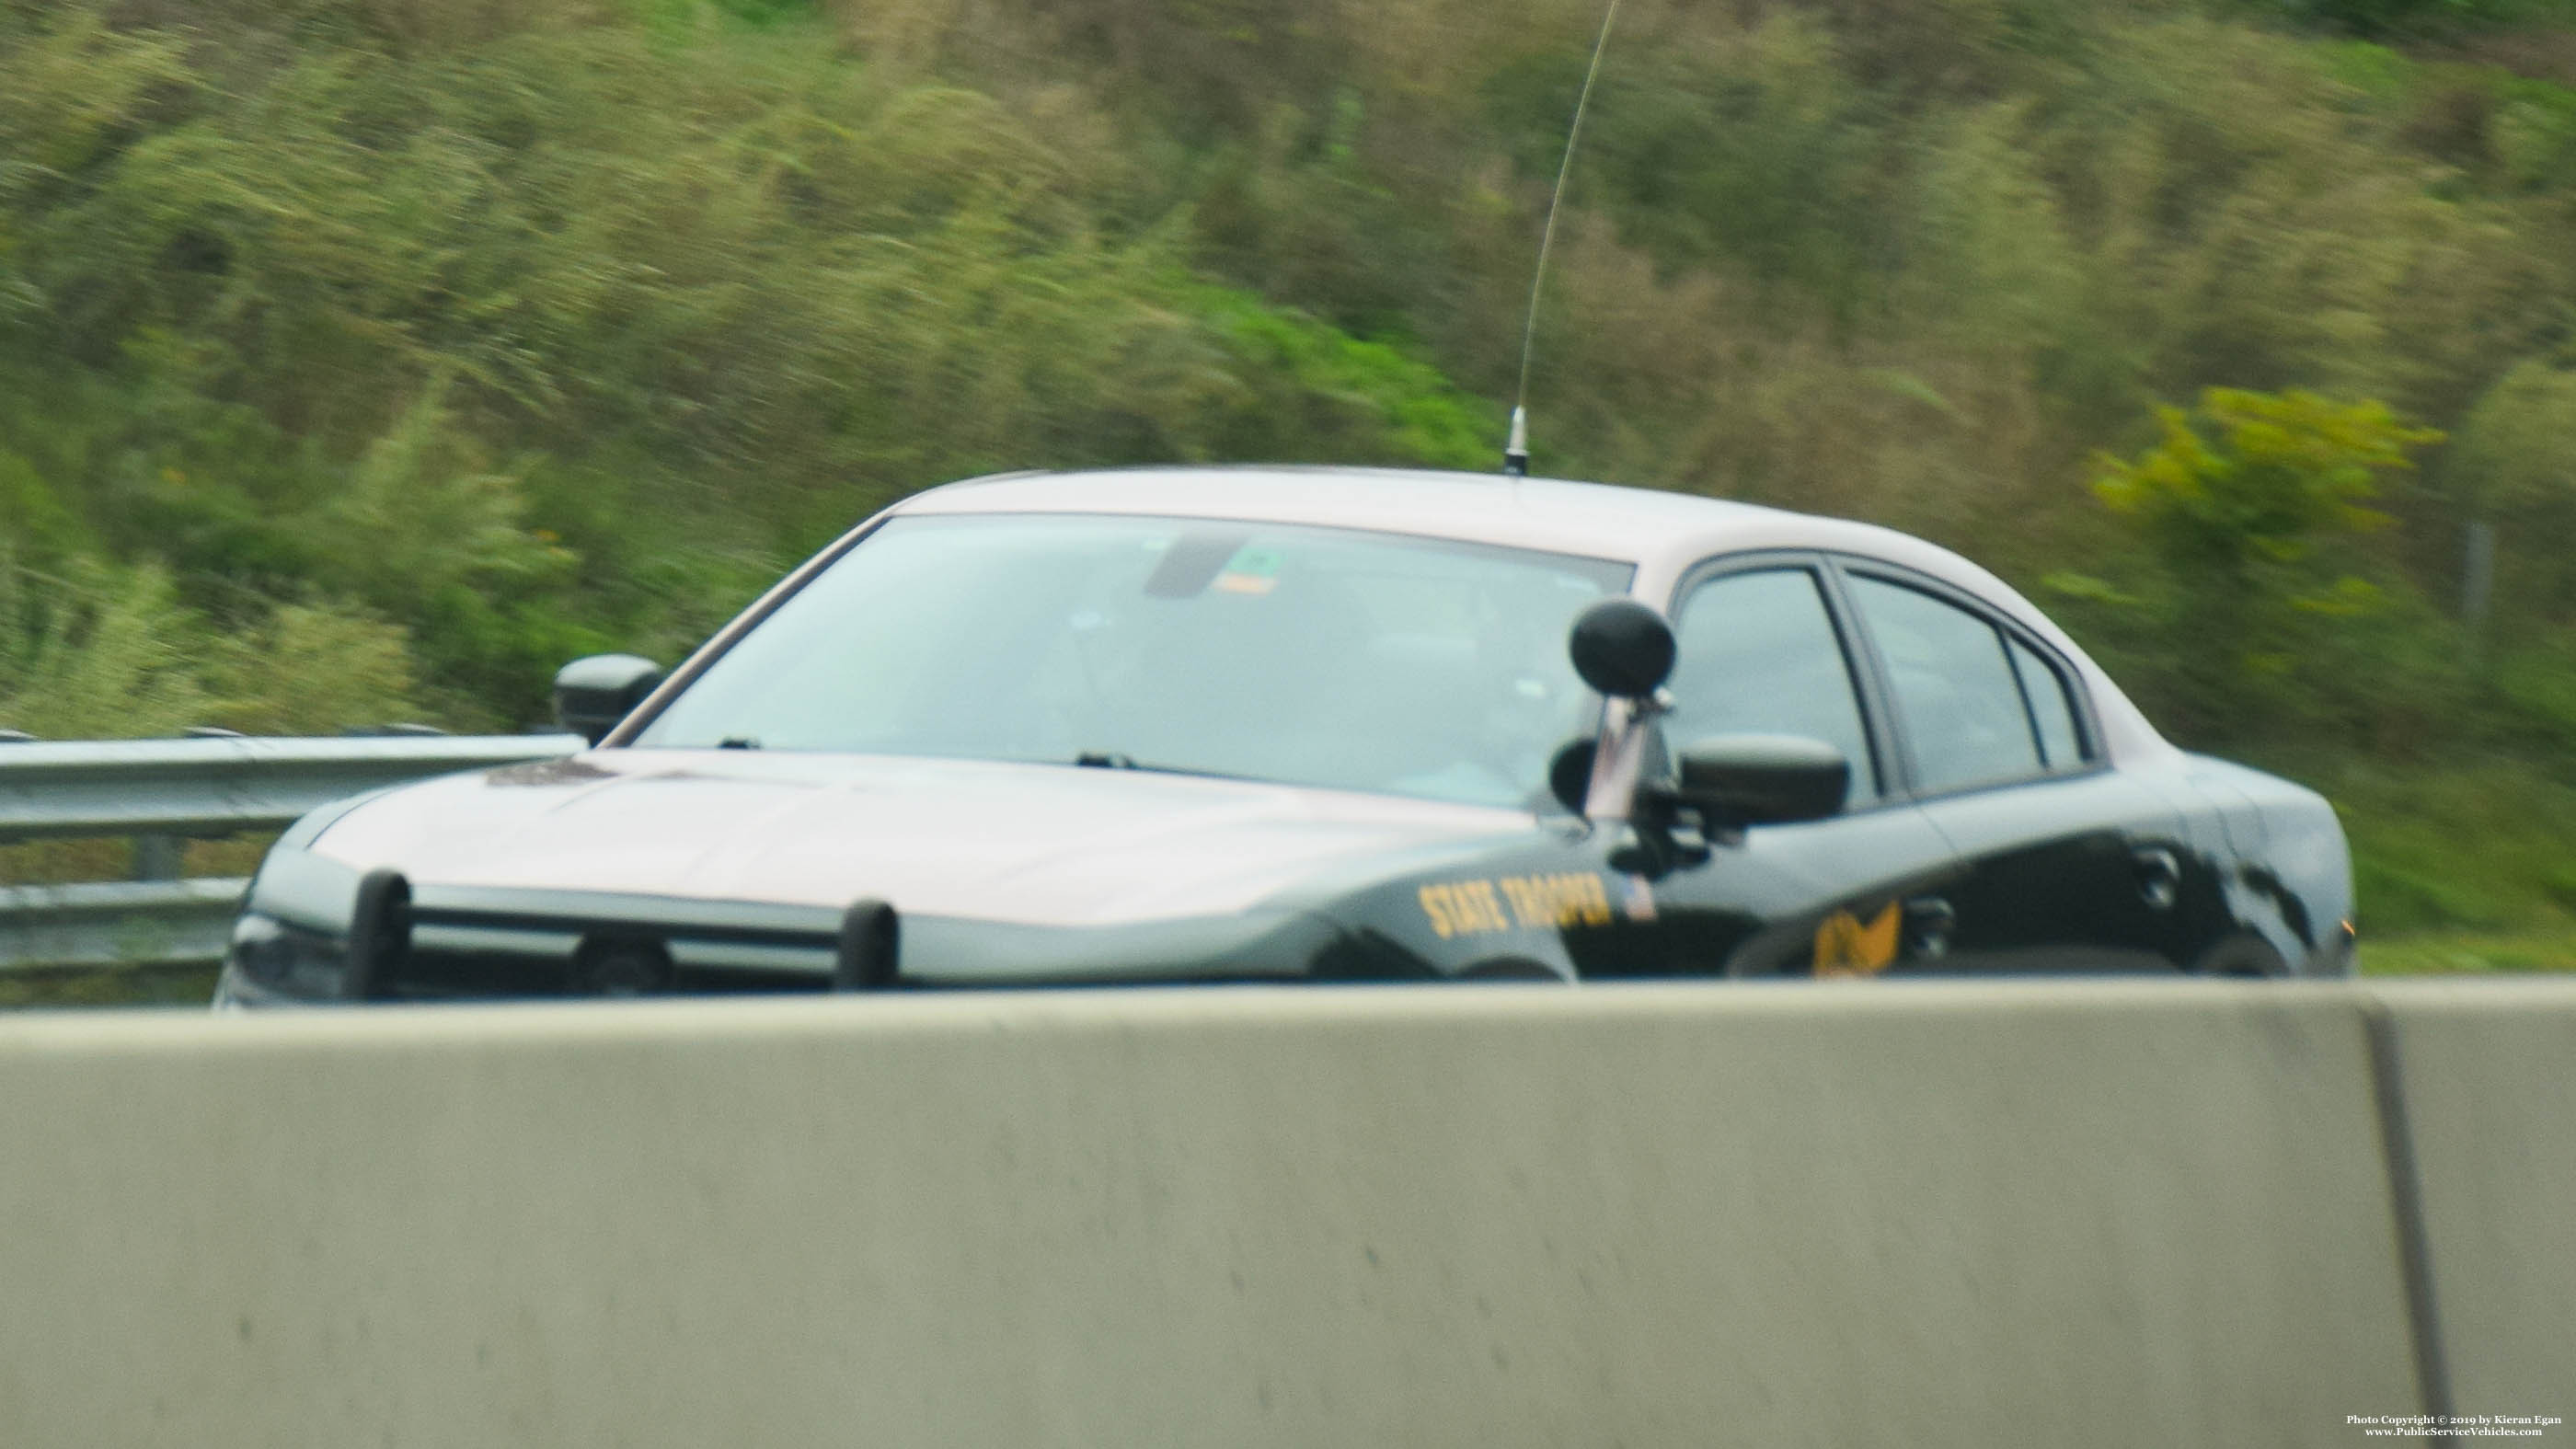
[1570,557,1960,978]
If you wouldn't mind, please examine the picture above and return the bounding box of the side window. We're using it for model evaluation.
[2007,636,2084,768]
[1845,575,2041,794]
[1669,567,1878,801]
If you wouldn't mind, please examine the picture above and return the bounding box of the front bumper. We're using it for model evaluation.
[219,852,1378,1006]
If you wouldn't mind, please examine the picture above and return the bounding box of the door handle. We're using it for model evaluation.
[2133,846,2182,911]
[1903,895,1956,960]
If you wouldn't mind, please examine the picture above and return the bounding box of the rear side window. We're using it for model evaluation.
[1845,576,2041,794]
[1668,568,1878,802]
[2008,636,2084,768]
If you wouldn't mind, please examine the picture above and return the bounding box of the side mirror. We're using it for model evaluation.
[1569,599,1674,699]
[1547,737,1598,814]
[1666,733,1848,826]
[554,654,664,746]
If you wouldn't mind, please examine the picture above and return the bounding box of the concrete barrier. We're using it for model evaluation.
[0,983,2420,1447]
[2371,979,2576,1411]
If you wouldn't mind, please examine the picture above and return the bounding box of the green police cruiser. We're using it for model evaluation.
[215,466,2355,1005]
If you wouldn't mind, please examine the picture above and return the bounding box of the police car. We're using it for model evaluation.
[213,466,2354,1005]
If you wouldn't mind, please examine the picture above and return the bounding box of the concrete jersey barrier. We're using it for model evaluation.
[2368,980,2576,1411]
[0,981,2434,1447]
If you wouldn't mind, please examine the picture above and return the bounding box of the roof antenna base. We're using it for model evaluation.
[1502,406,1531,478]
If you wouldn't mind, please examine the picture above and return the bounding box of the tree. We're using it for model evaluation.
[2068,387,2444,744]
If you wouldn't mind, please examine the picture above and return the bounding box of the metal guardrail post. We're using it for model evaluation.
[133,835,182,882]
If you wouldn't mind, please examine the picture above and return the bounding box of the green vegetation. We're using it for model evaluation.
[2361,929,2576,972]
[4,0,2576,960]
[0,965,220,1010]
[2067,388,2446,750]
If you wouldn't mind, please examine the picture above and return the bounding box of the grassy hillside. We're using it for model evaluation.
[6,0,2576,959]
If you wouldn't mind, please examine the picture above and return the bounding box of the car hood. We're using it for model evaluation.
[306,750,1533,927]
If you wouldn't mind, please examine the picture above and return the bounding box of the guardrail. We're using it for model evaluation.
[0,734,583,974]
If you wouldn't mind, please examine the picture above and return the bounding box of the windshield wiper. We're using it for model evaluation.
[1072,752,1248,782]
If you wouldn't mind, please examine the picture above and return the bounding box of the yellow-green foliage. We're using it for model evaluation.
[2063,389,2450,751]
[0,557,212,742]
[2089,389,2437,576]
[0,551,421,741]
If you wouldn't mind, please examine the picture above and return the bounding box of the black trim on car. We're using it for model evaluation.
[1819,555,2111,806]
[1662,548,1908,812]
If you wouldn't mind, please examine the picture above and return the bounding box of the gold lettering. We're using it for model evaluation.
[1419,884,1456,938]
[1429,876,1616,937]
[1577,873,1612,926]
[1490,873,1619,931]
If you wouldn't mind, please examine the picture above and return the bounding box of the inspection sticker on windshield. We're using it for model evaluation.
[1212,543,1283,595]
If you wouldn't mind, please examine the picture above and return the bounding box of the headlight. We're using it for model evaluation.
[227,914,349,998]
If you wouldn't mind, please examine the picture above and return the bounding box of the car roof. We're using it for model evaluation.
[895,465,1908,570]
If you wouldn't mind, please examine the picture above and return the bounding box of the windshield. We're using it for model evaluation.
[633,513,1635,810]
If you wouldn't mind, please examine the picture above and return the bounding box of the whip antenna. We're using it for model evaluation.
[1505,0,1624,477]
